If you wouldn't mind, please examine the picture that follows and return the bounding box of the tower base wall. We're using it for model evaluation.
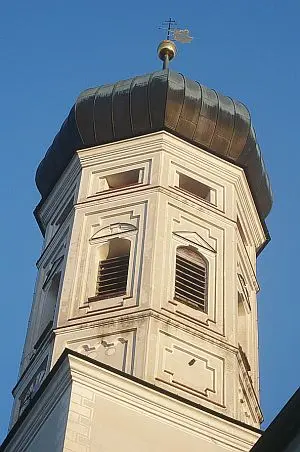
[1,350,261,452]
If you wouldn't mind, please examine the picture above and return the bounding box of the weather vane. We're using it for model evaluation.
[157,18,193,69]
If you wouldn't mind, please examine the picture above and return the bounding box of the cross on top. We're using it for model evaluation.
[159,19,193,44]
[160,18,177,40]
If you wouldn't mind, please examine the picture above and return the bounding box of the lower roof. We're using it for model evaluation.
[250,387,300,452]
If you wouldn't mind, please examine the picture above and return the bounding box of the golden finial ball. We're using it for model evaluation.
[157,40,177,62]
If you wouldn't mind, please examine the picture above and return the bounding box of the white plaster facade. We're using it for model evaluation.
[3,352,261,452]
[4,131,267,451]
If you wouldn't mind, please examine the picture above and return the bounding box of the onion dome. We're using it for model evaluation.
[36,69,272,219]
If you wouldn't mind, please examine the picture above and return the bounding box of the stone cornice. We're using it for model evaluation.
[53,307,240,355]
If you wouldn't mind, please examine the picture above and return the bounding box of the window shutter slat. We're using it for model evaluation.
[175,249,207,312]
[96,255,129,300]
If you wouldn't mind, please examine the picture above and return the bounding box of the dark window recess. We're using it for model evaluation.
[175,248,207,312]
[178,173,211,202]
[105,169,140,190]
[96,255,129,300]
[54,198,74,228]
[33,321,53,351]
[38,272,61,341]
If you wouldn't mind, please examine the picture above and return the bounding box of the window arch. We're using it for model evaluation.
[36,272,61,347]
[174,246,208,312]
[95,238,131,300]
[43,272,61,324]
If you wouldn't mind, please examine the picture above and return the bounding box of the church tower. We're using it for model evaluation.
[1,39,272,451]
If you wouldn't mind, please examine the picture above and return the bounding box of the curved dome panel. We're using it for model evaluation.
[36,69,272,219]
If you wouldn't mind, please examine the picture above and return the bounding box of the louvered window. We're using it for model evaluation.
[96,254,129,300]
[174,247,207,311]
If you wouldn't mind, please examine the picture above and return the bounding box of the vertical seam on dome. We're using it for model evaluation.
[209,89,220,148]
[237,101,252,163]
[93,87,102,143]
[111,81,118,139]
[74,100,85,145]
[163,69,170,126]
[227,97,236,157]
[192,81,203,141]
[175,73,186,130]
[129,76,137,135]
[147,72,154,129]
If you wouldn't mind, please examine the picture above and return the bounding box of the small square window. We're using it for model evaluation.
[102,169,141,190]
[177,173,211,202]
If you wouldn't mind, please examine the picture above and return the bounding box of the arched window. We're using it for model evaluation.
[35,272,61,348]
[174,247,208,312]
[95,238,131,300]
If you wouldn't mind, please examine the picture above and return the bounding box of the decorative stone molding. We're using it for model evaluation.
[160,207,223,334]
[67,329,136,374]
[90,222,137,242]
[173,230,217,253]
[155,331,225,407]
[65,201,147,318]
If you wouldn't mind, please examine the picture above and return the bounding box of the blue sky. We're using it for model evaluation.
[0,0,299,442]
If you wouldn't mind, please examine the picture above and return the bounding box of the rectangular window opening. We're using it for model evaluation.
[104,169,141,190]
[53,197,74,229]
[177,173,211,202]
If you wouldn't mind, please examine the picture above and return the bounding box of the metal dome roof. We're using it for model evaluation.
[36,69,272,219]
